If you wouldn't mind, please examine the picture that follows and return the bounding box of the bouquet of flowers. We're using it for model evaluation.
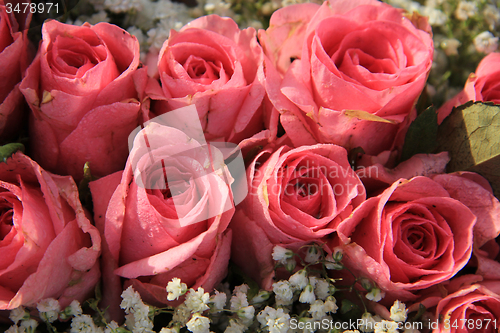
[0,0,499,332]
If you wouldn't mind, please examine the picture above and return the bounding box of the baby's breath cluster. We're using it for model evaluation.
[2,243,426,332]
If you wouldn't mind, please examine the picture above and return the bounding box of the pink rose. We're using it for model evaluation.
[0,152,100,309]
[0,0,32,141]
[153,15,265,143]
[90,123,233,316]
[20,20,149,181]
[333,176,476,302]
[230,144,365,289]
[358,154,500,280]
[437,52,500,123]
[261,0,433,156]
[410,275,500,333]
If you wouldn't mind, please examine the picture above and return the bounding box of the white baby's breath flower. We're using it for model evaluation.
[230,291,248,311]
[359,312,379,333]
[484,4,500,30]
[37,298,60,323]
[299,284,316,304]
[455,1,477,21]
[272,245,293,264]
[309,276,330,300]
[172,303,191,326]
[167,278,188,301]
[69,300,83,316]
[185,288,210,313]
[224,319,246,333]
[308,300,326,319]
[440,38,461,56]
[186,313,210,333]
[70,314,101,333]
[87,10,109,24]
[366,288,385,302]
[104,0,143,13]
[323,296,338,314]
[233,284,250,295]
[289,269,308,290]
[127,26,146,46]
[20,319,38,333]
[237,306,255,326]
[209,290,227,312]
[5,326,24,333]
[304,245,321,263]
[9,307,28,324]
[474,31,499,54]
[130,302,154,333]
[421,7,447,26]
[256,306,275,327]
[159,327,180,333]
[272,280,294,306]
[390,300,407,322]
[121,286,142,313]
[265,308,290,333]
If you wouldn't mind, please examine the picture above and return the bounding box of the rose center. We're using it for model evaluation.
[0,208,13,241]
[407,230,424,250]
[184,55,221,83]
[283,177,323,218]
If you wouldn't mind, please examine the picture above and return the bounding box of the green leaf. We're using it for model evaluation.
[400,106,438,162]
[436,101,500,197]
[0,143,25,162]
[340,299,357,314]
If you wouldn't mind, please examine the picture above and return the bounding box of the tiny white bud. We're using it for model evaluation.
[366,288,385,302]
[304,246,321,263]
[272,245,294,264]
[289,269,308,290]
[299,284,316,304]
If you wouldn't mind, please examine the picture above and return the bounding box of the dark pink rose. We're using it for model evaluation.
[438,52,500,124]
[0,0,32,141]
[90,123,233,316]
[334,176,476,302]
[20,20,149,181]
[358,156,500,282]
[230,144,365,289]
[260,0,433,156]
[0,152,100,309]
[153,15,266,143]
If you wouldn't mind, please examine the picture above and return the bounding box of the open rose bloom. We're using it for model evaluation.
[230,143,365,288]
[90,121,234,314]
[153,15,266,143]
[333,176,476,302]
[261,0,433,157]
[0,153,100,309]
[20,20,149,181]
